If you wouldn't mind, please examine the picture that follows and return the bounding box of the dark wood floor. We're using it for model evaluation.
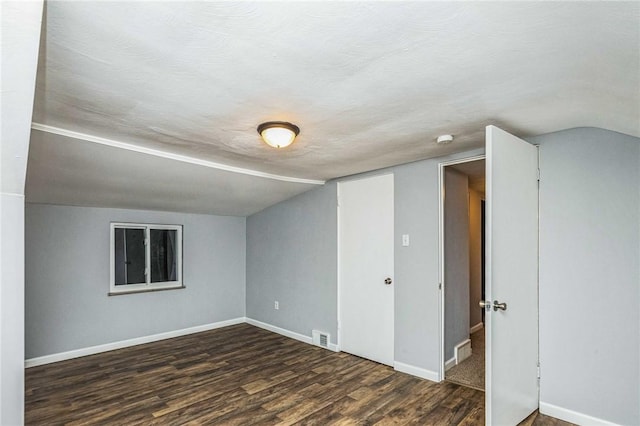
[26,323,571,425]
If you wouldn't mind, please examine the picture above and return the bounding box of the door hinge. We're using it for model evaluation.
[537,364,540,379]
[438,282,442,290]
[536,168,540,182]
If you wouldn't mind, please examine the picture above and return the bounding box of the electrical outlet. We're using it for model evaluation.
[274,301,279,310]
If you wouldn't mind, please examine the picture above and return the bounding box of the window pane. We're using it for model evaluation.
[114,228,146,285]
[150,229,177,283]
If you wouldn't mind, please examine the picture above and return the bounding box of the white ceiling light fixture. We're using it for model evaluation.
[257,121,300,149]
[436,134,454,144]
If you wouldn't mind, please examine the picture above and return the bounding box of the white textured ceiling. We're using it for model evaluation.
[28,1,640,214]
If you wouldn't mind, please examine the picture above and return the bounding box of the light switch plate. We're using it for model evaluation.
[402,234,410,246]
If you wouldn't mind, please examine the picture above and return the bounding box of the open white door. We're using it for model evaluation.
[338,174,394,366]
[485,125,539,425]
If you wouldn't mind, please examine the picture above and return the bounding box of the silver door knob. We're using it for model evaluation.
[384,277,392,285]
[479,300,491,310]
[493,300,507,311]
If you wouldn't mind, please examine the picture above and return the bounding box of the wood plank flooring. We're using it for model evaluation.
[26,323,572,425]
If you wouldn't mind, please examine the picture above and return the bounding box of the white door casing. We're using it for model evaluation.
[338,174,394,366]
[485,125,539,425]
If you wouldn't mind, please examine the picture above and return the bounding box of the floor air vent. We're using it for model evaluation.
[312,330,330,349]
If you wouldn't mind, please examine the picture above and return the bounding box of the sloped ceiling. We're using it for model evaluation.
[450,159,485,196]
[27,1,640,215]
[27,129,320,216]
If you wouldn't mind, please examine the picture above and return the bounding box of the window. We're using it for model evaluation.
[110,222,183,295]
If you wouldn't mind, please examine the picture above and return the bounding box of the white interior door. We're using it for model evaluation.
[338,174,394,366]
[486,125,539,425]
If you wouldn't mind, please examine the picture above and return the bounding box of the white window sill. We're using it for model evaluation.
[108,285,186,296]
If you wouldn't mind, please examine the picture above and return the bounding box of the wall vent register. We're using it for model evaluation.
[312,330,330,349]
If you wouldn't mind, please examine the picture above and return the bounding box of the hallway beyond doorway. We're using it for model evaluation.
[446,328,485,391]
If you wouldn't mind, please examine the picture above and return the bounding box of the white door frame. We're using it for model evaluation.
[336,173,394,358]
[438,155,486,381]
[337,179,344,352]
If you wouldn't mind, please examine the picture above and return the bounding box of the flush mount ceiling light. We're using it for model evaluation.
[436,134,454,144]
[257,121,300,149]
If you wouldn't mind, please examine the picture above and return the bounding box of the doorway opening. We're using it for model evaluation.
[439,156,486,391]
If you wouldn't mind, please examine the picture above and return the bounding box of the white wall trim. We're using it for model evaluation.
[445,356,457,371]
[246,317,313,345]
[470,322,484,334]
[31,123,325,186]
[394,361,440,382]
[454,338,472,364]
[540,402,622,426]
[246,319,450,384]
[1,191,26,198]
[26,317,342,368]
[25,314,442,385]
[246,318,341,351]
[25,317,245,368]
[336,183,343,354]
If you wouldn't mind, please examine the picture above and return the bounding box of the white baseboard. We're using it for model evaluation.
[25,315,441,386]
[246,318,340,352]
[25,317,245,368]
[394,361,440,382]
[247,320,440,383]
[540,402,622,426]
[454,338,472,364]
[445,356,456,371]
[470,322,484,334]
[245,317,313,344]
[26,317,340,368]
[245,318,339,352]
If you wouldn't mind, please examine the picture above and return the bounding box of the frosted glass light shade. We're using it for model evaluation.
[257,122,300,148]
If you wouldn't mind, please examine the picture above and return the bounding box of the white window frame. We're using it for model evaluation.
[109,222,183,295]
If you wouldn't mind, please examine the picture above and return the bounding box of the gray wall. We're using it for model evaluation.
[468,189,483,329]
[444,168,470,361]
[25,204,246,359]
[392,150,480,370]
[246,182,338,342]
[246,148,484,374]
[245,127,640,425]
[532,127,639,425]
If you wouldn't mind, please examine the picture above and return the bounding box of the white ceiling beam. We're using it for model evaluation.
[31,123,325,186]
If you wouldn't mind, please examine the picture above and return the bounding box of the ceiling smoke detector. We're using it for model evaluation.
[436,134,454,144]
